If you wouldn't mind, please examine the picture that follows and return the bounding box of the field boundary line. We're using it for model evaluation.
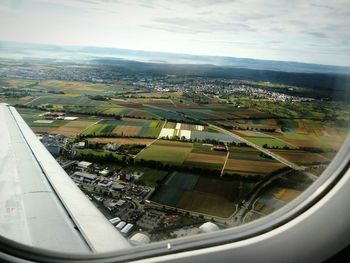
[79,119,102,135]
[207,123,306,171]
[24,96,42,105]
[220,143,229,177]
[134,120,168,158]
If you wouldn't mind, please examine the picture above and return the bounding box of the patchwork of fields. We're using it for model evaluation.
[159,122,241,143]
[82,119,164,138]
[88,137,154,145]
[270,149,331,165]
[52,120,99,136]
[224,146,287,176]
[136,141,229,171]
[183,143,227,170]
[151,171,256,218]
[5,77,349,222]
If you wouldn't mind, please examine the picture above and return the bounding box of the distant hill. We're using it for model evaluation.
[87,58,349,91]
[0,41,349,91]
[1,41,350,75]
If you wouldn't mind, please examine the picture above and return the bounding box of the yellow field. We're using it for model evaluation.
[53,120,96,136]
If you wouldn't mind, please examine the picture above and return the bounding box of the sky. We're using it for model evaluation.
[0,0,349,66]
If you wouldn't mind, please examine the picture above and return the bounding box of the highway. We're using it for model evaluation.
[228,169,299,226]
[207,123,306,171]
[137,104,317,182]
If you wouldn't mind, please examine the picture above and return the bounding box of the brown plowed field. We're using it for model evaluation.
[186,152,226,164]
[225,160,285,175]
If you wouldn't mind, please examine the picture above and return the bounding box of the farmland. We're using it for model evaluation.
[270,149,331,165]
[223,146,287,176]
[52,120,98,136]
[245,137,295,149]
[135,140,193,165]
[243,170,312,223]
[81,119,164,138]
[224,159,286,176]
[1,59,349,228]
[183,143,227,170]
[88,137,154,145]
[151,171,256,218]
[138,168,169,187]
[8,78,347,182]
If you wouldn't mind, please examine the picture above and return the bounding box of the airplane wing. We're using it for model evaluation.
[0,103,131,253]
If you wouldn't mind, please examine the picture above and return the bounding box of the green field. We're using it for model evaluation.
[246,137,294,148]
[151,172,256,218]
[151,172,199,206]
[228,146,275,162]
[101,107,131,115]
[30,120,70,128]
[17,108,46,124]
[182,143,227,170]
[81,121,115,136]
[81,118,164,137]
[28,95,100,107]
[138,168,169,187]
[224,146,286,176]
[16,108,70,128]
[135,140,193,165]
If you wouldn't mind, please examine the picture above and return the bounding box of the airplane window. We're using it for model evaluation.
[0,0,349,262]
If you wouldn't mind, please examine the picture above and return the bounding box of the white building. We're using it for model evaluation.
[72,171,97,183]
[129,233,150,246]
[199,222,219,233]
[121,223,133,236]
[77,161,92,170]
[116,221,126,230]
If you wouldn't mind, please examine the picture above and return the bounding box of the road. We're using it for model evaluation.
[207,123,306,171]
[228,169,297,226]
[24,96,42,106]
[220,143,229,176]
[141,103,306,172]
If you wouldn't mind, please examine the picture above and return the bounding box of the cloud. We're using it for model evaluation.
[307,32,327,39]
[148,17,256,34]
[174,0,235,8]
[0,0,349,66]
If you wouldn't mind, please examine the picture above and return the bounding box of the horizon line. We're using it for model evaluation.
[1,39,349,69]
